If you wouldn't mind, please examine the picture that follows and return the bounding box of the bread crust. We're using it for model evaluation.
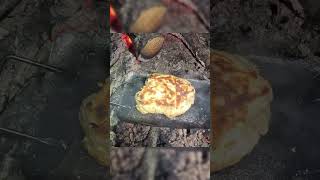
[135,73,195,118]
[79,83,109,166]
[211,50,273,172]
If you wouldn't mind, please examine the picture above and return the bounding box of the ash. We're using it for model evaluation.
[111,147,210,180]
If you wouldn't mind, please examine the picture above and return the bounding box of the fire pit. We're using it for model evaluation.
[110,33,210,147]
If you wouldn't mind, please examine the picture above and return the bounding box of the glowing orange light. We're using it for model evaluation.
[120,33,139,62]
[110,5,117,24]
[121,33,133,49]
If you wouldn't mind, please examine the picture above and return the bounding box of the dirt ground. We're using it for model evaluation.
[211,0,320,59]
[111,147,210,180]
[114,122,210,147]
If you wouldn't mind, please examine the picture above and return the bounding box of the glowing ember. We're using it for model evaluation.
[110,5,122,32]
[121,33,140,63]
[110,5,117,24]
[121,33,133,49]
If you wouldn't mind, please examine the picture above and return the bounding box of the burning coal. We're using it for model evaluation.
[121,33,139,62]
[110,5,122,32]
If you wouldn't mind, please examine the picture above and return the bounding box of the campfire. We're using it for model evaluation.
[110,32,210,179]
[110,33,210,147]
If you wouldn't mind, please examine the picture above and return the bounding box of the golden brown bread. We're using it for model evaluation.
[79,82,109,166]
[211,50,273,172]
[135,73,195,118]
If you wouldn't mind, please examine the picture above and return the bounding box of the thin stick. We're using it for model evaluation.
[5,55,64,73]
[0,127,65,149]
[110,102,131,109]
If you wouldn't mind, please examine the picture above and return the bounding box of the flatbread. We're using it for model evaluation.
[79,82,109,166]
[211,50,273,172]
[135,73,195,118]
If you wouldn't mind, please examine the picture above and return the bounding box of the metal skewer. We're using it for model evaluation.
[0,127,67,150]
[0,56,75,150]
[5,55,65,73]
